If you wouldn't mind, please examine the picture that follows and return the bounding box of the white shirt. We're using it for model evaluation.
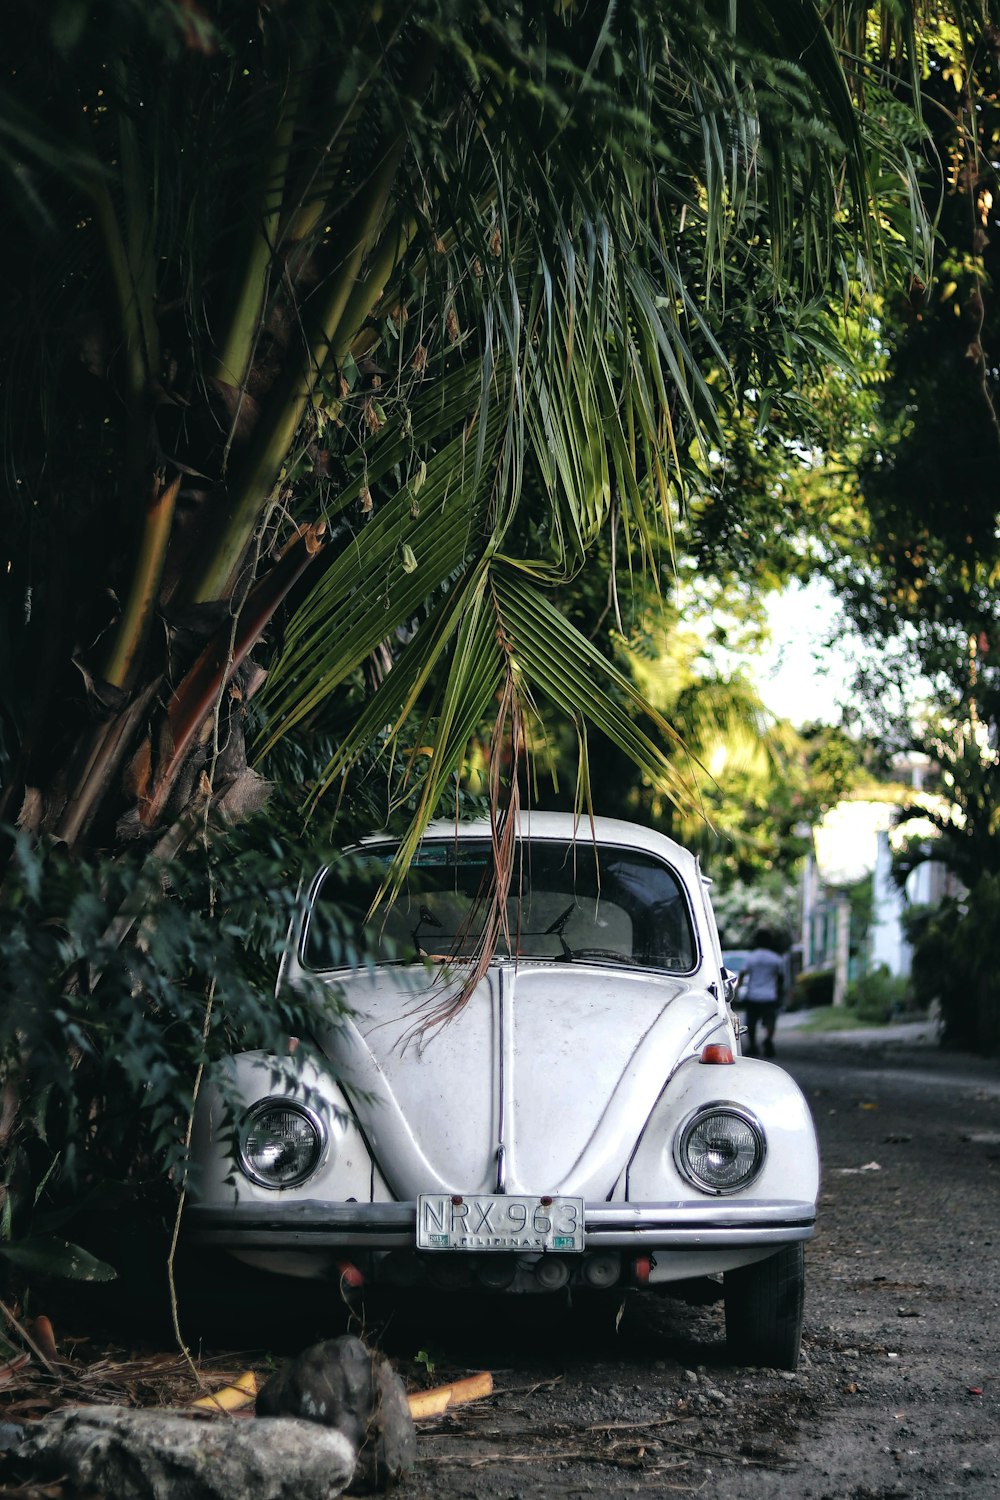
[741,947,784,1002]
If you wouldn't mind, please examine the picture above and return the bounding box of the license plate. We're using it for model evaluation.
[416,1193,585,1252]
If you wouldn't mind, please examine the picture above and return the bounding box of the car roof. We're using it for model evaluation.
[368,813,700,882]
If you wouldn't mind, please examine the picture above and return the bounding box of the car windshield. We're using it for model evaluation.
[306,837,697,974]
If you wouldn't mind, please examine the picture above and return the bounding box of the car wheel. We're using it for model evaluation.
[724,1243,805,1370]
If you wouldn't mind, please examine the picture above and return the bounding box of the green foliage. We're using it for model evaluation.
[890,733,1000,891]
[826,11,1000,1023]
[796,1003,880,1033]
[515,548,868,879]
[0,1236,117,1283]
[3,2,990,1283]
[847,872,875,959]
[0,802,380,1276]
[844,964,912,1024]
[711,879,795,950]
[903,884,1000,1054]
[832,9,1000,658]
[685,721,863,883]
[0,0,937,871]
[793,969,835,1009]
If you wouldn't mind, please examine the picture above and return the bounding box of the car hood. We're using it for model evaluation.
[312,962,720,1201]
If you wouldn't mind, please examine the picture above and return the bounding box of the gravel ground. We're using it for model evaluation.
[2,1023,996,1500]
[379,1025,1000,1500]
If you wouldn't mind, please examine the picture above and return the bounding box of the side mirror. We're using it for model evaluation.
[721,966,739,1006]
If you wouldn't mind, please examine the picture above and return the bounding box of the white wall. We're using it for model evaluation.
[869,831,911,977]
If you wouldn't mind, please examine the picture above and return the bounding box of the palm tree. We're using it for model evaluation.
[0,0,960,1255]
[0,0,925,883]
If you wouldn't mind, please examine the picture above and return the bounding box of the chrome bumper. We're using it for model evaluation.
[186,1199,815,1251]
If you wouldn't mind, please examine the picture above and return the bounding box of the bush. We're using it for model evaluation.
[792,968,835,1009]
[844,965,912,1024]
[904,880,1000,1054]
[0,808,381,1286]
[711,880,794,952]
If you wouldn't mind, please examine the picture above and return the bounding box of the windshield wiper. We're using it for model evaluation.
[544,901,577,961]
[410,903,442,957]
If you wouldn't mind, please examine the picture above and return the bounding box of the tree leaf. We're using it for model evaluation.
[0,1236,118,1282]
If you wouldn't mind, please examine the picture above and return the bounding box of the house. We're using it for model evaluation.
[800,771,955,1003]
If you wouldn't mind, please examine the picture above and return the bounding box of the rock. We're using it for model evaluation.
[17,1407,355,1500]
[257,1335,416,1493]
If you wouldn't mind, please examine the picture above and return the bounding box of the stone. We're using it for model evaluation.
[256,1335,416,1493]
[16,1407,355,1500]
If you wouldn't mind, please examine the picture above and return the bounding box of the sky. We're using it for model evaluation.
[751,578,859,727]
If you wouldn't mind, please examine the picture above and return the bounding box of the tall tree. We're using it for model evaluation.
[837,6,1000,839]
[813,5,1000,1051]
[0,1,927,890]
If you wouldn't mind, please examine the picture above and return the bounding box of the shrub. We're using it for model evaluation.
[0,809,381,1285]
[711,880,795,952]
[792,968,835,1009]
[904,880,1000,1054]
[844,965,912,1024]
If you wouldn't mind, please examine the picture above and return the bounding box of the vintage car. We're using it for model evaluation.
[189,814,819,1368]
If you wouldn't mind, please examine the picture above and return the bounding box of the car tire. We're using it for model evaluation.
[724,1243,805,1370]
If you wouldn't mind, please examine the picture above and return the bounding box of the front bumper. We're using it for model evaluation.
[186,1198,815,1252]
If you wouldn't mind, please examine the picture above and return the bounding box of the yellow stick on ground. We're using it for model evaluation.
[191,1370,259,1412]
[407,1371,493,1420]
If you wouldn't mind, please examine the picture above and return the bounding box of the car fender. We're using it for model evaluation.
[626,1055,820,1208]
[190,1050,380,1208]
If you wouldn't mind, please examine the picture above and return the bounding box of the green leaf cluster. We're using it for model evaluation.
[0,801,380,1278]
[0,0,937,865]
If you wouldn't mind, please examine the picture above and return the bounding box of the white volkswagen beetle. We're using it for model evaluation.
[189,814,819,1368]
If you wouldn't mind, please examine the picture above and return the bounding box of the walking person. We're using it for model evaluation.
[738,929,785,1058]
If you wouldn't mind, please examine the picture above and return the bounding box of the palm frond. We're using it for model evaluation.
[2,0,946,874]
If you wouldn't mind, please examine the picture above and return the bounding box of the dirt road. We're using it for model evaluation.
[385,1027,1000,1500]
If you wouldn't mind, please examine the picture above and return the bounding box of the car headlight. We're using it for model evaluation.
[675,1103,765,1195]
[238,1099,325,1188]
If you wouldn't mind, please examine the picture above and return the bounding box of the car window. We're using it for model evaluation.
[305,838,697,974]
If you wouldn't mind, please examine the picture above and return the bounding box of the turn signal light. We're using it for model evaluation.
[700,1043,735,1065]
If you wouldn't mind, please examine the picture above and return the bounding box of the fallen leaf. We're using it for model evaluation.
[191,1370,258,1412]
[968,1387,984,1396]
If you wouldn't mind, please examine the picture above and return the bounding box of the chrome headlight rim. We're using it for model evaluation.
[674,1100,766,1197]
[238,1097,327,1190]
